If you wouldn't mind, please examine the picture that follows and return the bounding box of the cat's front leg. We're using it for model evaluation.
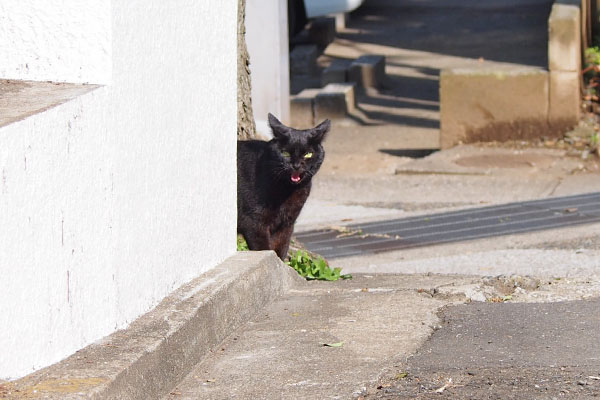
[242,228,271,252]
[270,225,294,260]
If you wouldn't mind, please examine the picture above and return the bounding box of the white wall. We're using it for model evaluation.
[0,0,237,380]
[246,0,290,137]
[0,0,111,84]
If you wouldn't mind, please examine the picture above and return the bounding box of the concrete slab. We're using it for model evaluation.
[395,144,582,176]
[2,252,300,400]
[162,275,460,400]
[163,272,600,399]
[337,247,600,279]
[296,199,405,231]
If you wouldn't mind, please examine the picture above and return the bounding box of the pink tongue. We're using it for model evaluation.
[291,172,301,183]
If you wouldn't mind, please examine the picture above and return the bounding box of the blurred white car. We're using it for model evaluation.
[303,0,364,18]
[288,0,365,37]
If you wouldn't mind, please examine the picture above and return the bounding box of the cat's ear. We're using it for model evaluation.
[268,113,290,140]
[309,119,331,143]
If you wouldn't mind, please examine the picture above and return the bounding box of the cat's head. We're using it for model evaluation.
[267,113,330,186]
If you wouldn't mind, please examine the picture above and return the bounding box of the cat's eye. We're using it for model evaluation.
[282,151,291,158]
[304,152,313,159]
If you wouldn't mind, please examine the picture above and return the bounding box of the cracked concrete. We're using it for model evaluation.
[162,268,600,400]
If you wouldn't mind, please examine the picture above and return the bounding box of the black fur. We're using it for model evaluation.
[237,113,330,259]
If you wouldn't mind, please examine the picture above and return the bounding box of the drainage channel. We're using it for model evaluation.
[295,192,600,259]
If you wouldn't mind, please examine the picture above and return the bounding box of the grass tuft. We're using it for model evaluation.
[287,250,352,281]
[237,236,352,281]
[237,235,249,251]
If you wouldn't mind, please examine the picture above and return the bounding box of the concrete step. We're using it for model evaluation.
[4,252,299,400]
[290,83,356,127]
[321,58,351,87]
[321,54,387,91]
[290,53,386,127]
[290,44,320,78]
[348,54,386,91]
[315,83,357,120]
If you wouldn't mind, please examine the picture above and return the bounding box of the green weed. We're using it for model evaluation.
[237,236,351,281]
[591,131,599,147]
[287,250,352,281]
[237,235,249,251]
[586,46,600,66]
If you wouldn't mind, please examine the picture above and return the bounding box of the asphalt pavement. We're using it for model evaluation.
[369,300,600,399]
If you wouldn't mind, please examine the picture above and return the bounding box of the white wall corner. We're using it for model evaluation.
[0,0,237,379]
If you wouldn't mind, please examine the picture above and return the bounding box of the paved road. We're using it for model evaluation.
[342,0,552,68]
[369,299,600,399]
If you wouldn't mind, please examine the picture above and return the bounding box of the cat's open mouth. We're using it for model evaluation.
[291,172,302,184]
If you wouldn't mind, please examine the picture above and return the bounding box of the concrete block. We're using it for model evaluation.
[290,44,319,77]
[8,252,302,399]
[440,66,549,149]
[549,70,580,131]
[290,88,319,128]
[548,1,581,72]
[321,58,351,86]
[308,17,336,48]
[348,55,386,90]
[314,83,356,120]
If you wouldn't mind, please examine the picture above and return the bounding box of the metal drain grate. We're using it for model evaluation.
[295,192,600,259]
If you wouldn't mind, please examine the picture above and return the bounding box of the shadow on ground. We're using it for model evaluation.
[345,0,552,67]
[325,0,553,132]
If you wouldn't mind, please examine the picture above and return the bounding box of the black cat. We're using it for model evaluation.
[237,113,330,260]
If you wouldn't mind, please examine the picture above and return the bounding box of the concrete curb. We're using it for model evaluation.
[5,251,302,400]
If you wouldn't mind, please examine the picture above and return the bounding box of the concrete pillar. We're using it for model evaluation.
[548,1,581,128]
